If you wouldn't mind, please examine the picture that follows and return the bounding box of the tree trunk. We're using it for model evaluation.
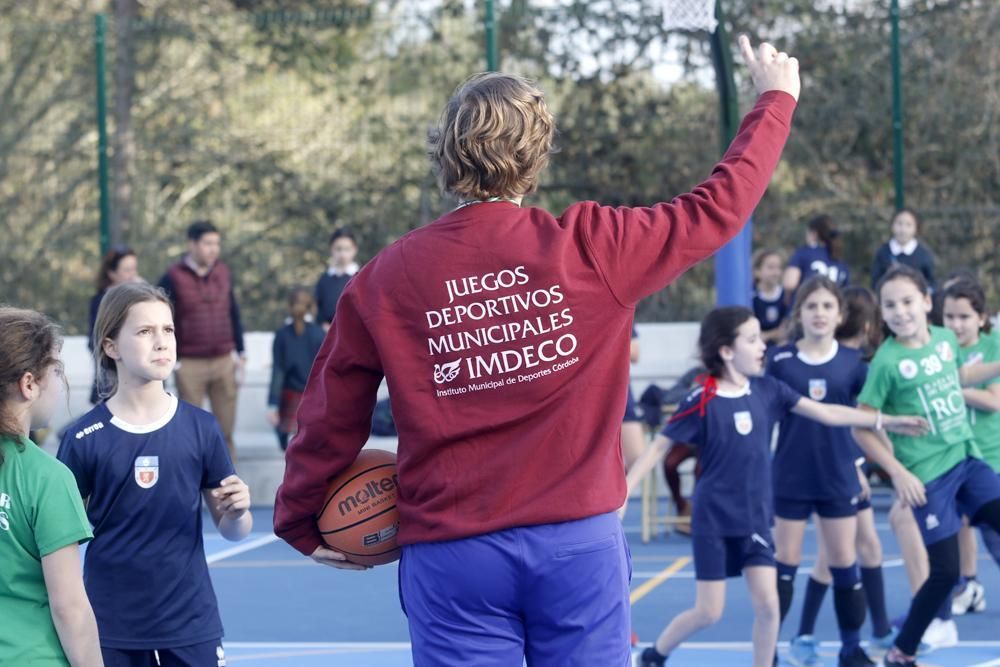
[111,0,137,246]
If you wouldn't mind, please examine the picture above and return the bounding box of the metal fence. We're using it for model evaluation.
[1,2,996,334]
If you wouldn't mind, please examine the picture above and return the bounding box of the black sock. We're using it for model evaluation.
[895,536,960,655]
[861,566,891,637]
[777,561,798,625]
[797,576,829,637]
[831,564,866,656]
[641,646,667,665]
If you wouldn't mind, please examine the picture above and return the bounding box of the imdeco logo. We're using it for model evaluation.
[433,359,462,384]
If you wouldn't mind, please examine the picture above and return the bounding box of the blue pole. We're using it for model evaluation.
[709,1,752,307]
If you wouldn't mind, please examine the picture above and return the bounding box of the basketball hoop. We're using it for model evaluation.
[660,0,718,33]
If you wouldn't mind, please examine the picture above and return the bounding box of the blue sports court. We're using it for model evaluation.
[206,496,1000,666]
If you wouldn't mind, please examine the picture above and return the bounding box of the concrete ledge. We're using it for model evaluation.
[45,323,699,507]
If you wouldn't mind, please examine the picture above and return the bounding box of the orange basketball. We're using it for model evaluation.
[317,448,400,566]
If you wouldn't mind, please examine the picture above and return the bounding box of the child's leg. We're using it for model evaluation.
[621,421,646,471]
[773,516,807,624]
[745,565,780,667]
[893,535,960,656]
[981,522,1000,567]
[818,515,866,658]
[958,518,978,580]
[889,499,929,595]
[652,579,726,656]
[855,506,892,638]
[797,522,830,638]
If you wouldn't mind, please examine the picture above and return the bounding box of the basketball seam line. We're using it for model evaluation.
[320,504,398,536]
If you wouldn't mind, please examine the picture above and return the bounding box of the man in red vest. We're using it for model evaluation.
[158,220,246,461]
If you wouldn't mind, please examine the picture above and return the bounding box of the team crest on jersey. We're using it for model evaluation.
[898,359,919,380]
[134,456,159,489]
[935,341,954,362]
[808,379,827,401]
[733,411,753,435]
[964,351,984,367]
[766,306,779,323]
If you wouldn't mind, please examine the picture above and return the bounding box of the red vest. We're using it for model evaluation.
[167,261,235,358]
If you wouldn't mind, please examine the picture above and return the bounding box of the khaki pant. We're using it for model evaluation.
[174,354,238,462]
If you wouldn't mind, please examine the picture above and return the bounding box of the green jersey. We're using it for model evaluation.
[960,330,1000,472]
[858,326,980,484]
[0,435,93,665]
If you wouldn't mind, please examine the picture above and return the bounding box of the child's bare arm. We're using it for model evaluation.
[624,434,672,497]
[43,545,104,667]
[963,384,1000,412]
[959,360,1000,388]
[791,398,928,435]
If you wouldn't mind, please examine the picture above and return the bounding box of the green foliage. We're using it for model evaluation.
[0,1,996,333]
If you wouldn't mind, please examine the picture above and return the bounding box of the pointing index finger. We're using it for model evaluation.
[738,34,755,64]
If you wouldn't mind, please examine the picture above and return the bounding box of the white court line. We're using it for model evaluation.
[227,642,411,649]
[969,659,1000,667]
[225,640,1000,650]
[630,559,906,580]
[206,533,280,564]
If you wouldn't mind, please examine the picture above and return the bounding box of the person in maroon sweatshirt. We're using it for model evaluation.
[158,221,246,462]
[275,35,800,666]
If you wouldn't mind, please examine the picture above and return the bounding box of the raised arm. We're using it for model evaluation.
[581,37,799,305]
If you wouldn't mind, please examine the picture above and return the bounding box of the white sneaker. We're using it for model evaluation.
[919,617,959,653]
[952,580,986,615]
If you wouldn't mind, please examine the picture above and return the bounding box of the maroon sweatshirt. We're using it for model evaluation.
[274,91,797,555]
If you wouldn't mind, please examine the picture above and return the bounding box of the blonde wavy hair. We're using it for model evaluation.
[428,72,555,201]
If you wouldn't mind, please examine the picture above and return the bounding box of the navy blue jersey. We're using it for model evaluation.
[57,397,234,649]
[663,376,802,536]
[753,287,788,332]
[768,342,868,501]
[788,245,849,287]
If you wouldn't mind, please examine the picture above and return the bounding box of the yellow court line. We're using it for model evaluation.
[629,556,691,605]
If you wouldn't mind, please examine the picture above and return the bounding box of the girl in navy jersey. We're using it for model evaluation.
[626,306,927,667]
[782,215,849,301]
[786,285,897,664]
[58,282,252,667]
[752,247,788,347]
[768,278,890,667]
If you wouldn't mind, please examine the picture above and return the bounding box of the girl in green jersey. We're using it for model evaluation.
[852,265,1000,667]
[0,308,103,666]
[942,279,1000,614]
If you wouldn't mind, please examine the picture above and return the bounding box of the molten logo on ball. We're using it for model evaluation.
[337,473,399,516]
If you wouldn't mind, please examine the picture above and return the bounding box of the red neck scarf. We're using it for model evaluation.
[667,374,718,423]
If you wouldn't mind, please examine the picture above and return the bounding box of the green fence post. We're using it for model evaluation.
[95,13,112,256]
[484,0,498,71]
[890,0,904,210]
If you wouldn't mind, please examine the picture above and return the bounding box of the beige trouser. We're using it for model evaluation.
[174,354,238,462]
